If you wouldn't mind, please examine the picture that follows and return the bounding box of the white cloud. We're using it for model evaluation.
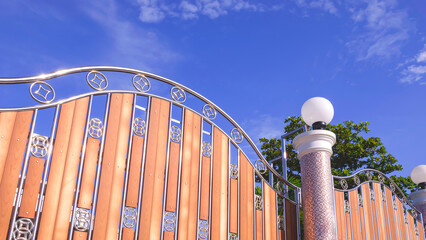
[242,114,283,142]
[295,0,338,14]
[417,45,426,63]
[400,45,426,84]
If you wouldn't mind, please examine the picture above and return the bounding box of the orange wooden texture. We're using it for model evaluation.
[263,182,277,240]
[396,197,408,240]
[418,219,425,240]
[93,94,133,240]
[361,183,375,240]
[37,98,89,239]
[345,213,352,240]
[18,156,44,218]
[373,183,387,240]
[408,213,416,240]
[211,127,229,240]
[199,156,211,221]
[78,137,100,209]
[239,152,254,240]
[380,186,392,240]
[335,190,346,240]
[125,136,144,208]
[122,228,135,240]
[370,189,379,240]
[285,199,298,240]
[0,110,33,239]
[384,187,398,240]
[165,142,180,212]
[72,230,88,240]
[138,97,170,240]
[230,178,238,234]
[0,111,17,182]
[278,229,285,240]
[256,210,263,240]
[348,190,361,240]
[178,109,202,240]
[358,204,366,240]
[164,231,174,240]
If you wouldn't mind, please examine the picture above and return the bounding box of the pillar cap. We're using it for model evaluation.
[293,129,336,159]
[409,189,426,206]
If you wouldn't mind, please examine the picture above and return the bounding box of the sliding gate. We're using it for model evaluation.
[0,67,300,240]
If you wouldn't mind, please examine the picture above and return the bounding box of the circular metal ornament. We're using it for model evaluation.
[344,200,351,213]
[340,179,348,190]
[163,212,176,232]
[254,160,267,174]
[391,183,396,192]
[229,233,238,240]
[230,163,238,179]
[366,171,373,181]
[86,71,108,91]
[354,175,361,186]
[276,181,287,195]
[132,74,151,92]
[133,117,146,136]
[123,207,137,228]
[202,104,217,120]
[13,218,34,239]
[170,125,182,143]
[74,208,90,232]
[29,81,55,104]
[255,195,263,210]
[198,220,209,239]
[277,216,285,230]
[230,128,243,143]
[358,194,364,207]
[170,86,186,103]
[202,141,212,157]
[88,118,103,139]
[378,174,385,183]
[30,134,49,158]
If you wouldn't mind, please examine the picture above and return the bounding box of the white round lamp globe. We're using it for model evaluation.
[301,97,334,127]
[411,165,426,185]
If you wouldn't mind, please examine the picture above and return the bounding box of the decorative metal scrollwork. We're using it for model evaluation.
[393,197,398,210]
[378,174,385,183]
[390,183,396,192]
[254,160,266,174]
[86,71,108,90]
[358,194,363,207]
[255,195,263,210]
[202,141,212,157]
[404,212,409,224]
[163,212,176,232]
[382,190,386,202]
[344,200,351,213]
[170,86,186,103]
[12,218,34,239]
[230,128,243,143]
[133,117,146,136]
[202,104,216,120]
[30,134,49,158]
[278,216,285,230]
[354,175,361,186]
[88,118,103,139]
[366,171,372,181]
[340,179,348,190]
[413,210,418,218]
[229,233,238,240]
[230,163,238,179]
[170,125,182,143]
[198,220,209,239]
[415,224,420,236]
[276,182,286,195]
[74,208,90,232]
[132,74,151,92]
[123,207,137,228]
[370,191,375,200]
[29,81,55,104]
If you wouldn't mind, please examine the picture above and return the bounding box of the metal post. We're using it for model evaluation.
[293,129,337,240]
[409,189,426,236]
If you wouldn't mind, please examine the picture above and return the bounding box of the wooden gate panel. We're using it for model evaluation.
[0,110,33,239]
[165,141,180,212]
[138,97,170,239]
[239,152,254,240]
[230,178,238,234]
[384,187,398,240]
[211,127,229,240]
[18,156,44,219]
[256,210,263,240]
[335,190,346,240]
[397,197,408,240]
[264,182,277,240]
[361,183,375,240]
[0,111,17,182]
[373,183,387,240]
[77,137,100,209]
[126,135,145,208]
[348,189,361,240]
[285,199,298,240]
[199,156,211,221]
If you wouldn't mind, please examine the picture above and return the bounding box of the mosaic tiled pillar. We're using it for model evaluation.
[410,189,426,235]
[293,130,337,240]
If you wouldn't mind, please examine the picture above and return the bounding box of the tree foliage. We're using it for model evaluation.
[259,116,418,196]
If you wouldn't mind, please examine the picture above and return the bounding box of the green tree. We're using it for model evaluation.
[259,116,419,196]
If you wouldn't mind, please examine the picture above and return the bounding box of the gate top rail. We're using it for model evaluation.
[333,168,422,219]
[0,66,299,191]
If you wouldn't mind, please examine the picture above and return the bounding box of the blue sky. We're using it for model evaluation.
[0,0,425,178]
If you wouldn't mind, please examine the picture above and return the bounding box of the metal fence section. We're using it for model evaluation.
[333,169,425,240]
[0,66,301,240]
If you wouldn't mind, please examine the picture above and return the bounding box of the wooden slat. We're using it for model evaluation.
[384,187,398,240]
[199,156,211,221]
[126,136,144,208]
[348,190,361,240]
[37,101,75,240]
[417,220,425,240]
[122,228,135,240]
[73,231,88,240]
[0,111,17,182]
[345,212,352,240]
[370,189,379,240]
[164,231,174,240]
[358,204,366,240]
[263,183,277,240]
[285,199,297,240]
[361,183,374,240]
[381,186,392,240]
[230,178,238,233]
[18,156,44,218]
[77,137,100,209]
[335,190,346,240]
[138,97,170,240]
[397,197,408,240]
[211,127,229,240]
[373,183,387,240]
[256,210,263,240]
[0,110,33,239]
[178,109,202,239]
[93,94,133,240]
[408,213,416,240]
[165,142,179,211]
[239,152,254,240]
[278,229,285,240]
[53,97,89,239]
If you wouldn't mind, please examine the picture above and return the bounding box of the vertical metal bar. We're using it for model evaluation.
[237,147,240,240]
[67,95,94,240]
[296,188,301,240]
[118,94,137,240]
[8,109,38,240]
[32,106,60,240]
[281,136,287,182]
[227,139,231,239]
[253,169,257,240]
[134,96,152,240]
[159,102,174,240]
[195,119,204,239]
[88,93,111,240]
[207,124,214,240]
[332,176,339,239]
[173,107,185,240]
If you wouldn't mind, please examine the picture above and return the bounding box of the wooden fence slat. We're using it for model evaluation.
[0,111,17,182]
[18,156,44,218]
[373,183,387,240]
[408,213,416,240]
[361,183,375,240]
[138,97,170,240]
[397,197,408,240]
[256,210,263,240]
[263,183,277,240]
[211,127,228,240]
[335,190,346,240]
[384,187,398,240]
[165,142,179,212]
[122,228,135,240]
[126,136,144,208]
[164,231,174,240]
[345,212,352,240]
[285,199,297,240]
[349,190,361,240]
[239,152,254,240]
[0,110,33,239]
[230,178,238,234]
[77,137,100,209]
[72,230,88,240]
[418,220,425,240]
[199,156,211,221]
